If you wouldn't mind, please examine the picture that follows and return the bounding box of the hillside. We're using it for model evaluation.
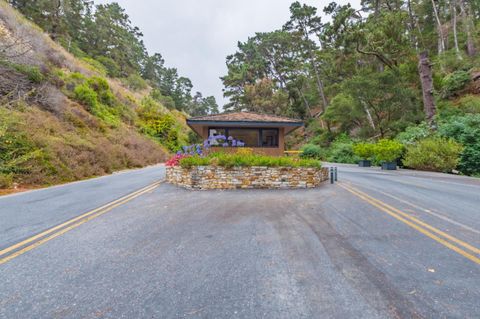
[0,1,193,190]
[222,1,480,176]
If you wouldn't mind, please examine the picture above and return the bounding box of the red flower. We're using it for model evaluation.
[165,154,190,166]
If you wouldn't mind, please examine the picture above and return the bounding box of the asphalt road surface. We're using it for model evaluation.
[0,164,479,318]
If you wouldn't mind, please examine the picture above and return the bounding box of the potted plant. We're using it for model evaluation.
[353,142,375,167]
[374,139,404,170]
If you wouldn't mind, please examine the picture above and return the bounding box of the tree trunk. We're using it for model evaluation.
[309,50,328,112]
[418,52,437,129]
[452,0,462,59]
[407,0,419,51]
[460,0,477,57]
[431,0,446,54]
[361,100,376,130]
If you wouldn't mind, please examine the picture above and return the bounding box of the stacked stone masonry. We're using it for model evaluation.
[166,166,329,190]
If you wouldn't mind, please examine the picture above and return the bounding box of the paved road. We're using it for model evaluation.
[0,164,479,318]
[0,165,165,249]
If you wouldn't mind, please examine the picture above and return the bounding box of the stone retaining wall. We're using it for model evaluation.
[166,166,329,190]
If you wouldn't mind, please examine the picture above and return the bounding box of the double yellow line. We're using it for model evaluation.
[0,181,161,265]
[338,182,480,265]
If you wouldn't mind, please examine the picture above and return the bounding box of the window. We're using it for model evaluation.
[208,128,226,146]
[262,129,279,147]
[227,129,259,147]
[208,128,279,148]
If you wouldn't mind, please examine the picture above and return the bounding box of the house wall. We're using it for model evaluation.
[200,126,285,156]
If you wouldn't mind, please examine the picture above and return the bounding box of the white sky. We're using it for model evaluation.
[96,0,361,107]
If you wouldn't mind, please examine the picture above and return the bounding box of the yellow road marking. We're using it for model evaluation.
[345,181,480,235]
[341,183,480,255]
[338,183,480,265]
[0,182,160,265]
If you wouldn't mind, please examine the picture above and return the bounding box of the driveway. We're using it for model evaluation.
[0,164,479,318]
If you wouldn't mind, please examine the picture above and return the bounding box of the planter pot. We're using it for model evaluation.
[358,160,371,167]
[381,161,397,170]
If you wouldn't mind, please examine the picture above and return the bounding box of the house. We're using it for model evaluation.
[186,111,304,156]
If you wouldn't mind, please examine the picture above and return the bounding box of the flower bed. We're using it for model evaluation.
[166,152,327,190]
[166,165,329,190]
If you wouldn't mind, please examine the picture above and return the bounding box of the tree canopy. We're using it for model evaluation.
[7,0,218,115]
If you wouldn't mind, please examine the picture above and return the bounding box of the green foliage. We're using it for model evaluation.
[403,137,463,172]
[437,100,463,119]
[0,110,45,183]
[373,139,404,162]
[439,114,480,175]
[326,134,359,164]
[300,144,325,159]
[137,101,180,151]
[6,0,208,113]
[150,89,176,109]
[395,122,431,145]
[1,61,44,83]
[96,56,122,77]
[81,57,108,76]
[353,142,375,159]
[0,173,13,188]
[124,74,148,91]
[179,153,322,169]
[457,95,480,114]
[442,71,471,98]
[74,84,98,110]
[72,76,120,127]
[179,156,212,168]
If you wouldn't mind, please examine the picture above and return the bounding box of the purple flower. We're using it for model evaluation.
[227,136,233,141]
[222,142,229,147]
[232,140,237,147]
[237,141,245,147]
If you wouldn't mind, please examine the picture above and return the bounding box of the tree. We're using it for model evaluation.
[418,51,437,129]
[188,92,219,116]
[284,2,329,113]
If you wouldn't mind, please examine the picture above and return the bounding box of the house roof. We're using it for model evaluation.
[187,111,303,125]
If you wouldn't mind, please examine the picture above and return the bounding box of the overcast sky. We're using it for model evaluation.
[97,0,361,107]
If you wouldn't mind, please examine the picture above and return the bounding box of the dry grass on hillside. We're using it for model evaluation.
[0,2,178,189]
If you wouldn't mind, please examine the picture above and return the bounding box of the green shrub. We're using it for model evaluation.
[326,134,359,163]
[301,144,325,159]
[179,153,322,169]
[437,100,462,119]
[19,65,44,83]
[73,84,98,110]
[138,110,180,151]
[352,142,375,159]
[0,110,45,182]
[86,77,115,106]
[0,173,13,188]
[403,137,463,172]
[374,139,404,162]
[151,89,176,109]
[81,57,108,76]
[124,74,148,91]
[457,143,480,176]
[457,95,480,114]
[439,114,480,175]
[96,56,122,77]
[2,61,45,83]
[442,70,471,98]
[395,122,431,145]
[179,155,210,168]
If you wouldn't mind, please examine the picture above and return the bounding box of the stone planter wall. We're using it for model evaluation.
[166,166,329,190]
